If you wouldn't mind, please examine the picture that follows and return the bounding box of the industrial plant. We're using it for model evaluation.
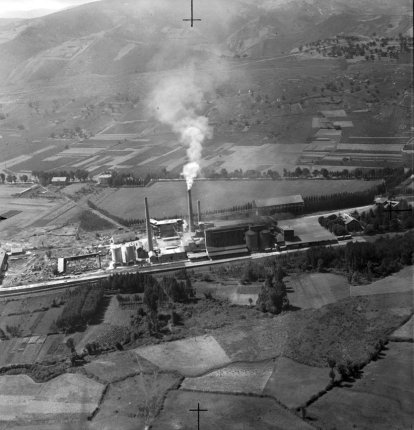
[105,184,336,268]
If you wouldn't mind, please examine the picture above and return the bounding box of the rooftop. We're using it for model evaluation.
[112,232,138,244]
[150,218,183,226]
[51,177,68,182]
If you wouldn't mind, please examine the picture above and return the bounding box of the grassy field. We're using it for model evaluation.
[0,373,105,423]
[286,273,349,309]
[135,335,232,377]
[152,390,315,430]
[350,265,414,297]
[93,372,180,430]
[94,179,381,219]
[181,360,275,395]
[307,342,414,430]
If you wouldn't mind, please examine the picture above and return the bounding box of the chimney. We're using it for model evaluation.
[187,188,194,233]
[197,199,201,225]
[144,197,153,252]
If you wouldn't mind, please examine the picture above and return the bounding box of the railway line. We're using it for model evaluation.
[0,239,359,298]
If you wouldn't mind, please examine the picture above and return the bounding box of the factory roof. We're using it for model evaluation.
[112,232,138,244]
[158,247,186,255]
[254,195,304,208]
[150,218,183,226]
[207,247,249,257]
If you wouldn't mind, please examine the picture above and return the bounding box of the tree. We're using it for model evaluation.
[6,174,13,183]
[0,173,5,183]
[20,174,28,183]
[144,280,160,334]
[257,269,289,314]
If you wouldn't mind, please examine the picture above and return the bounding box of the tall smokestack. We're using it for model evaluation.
[197,199,201,225]
[144,197,153,252]
[187,188,194,234]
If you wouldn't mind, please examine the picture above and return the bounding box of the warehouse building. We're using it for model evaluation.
[51,177,68,186]
[158,247,187,263]
[111,232,138,245]
[254,195,304,215]
[204,224,268,259]
[150,219,183,238]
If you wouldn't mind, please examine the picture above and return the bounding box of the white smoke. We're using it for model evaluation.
[148,68,213,190]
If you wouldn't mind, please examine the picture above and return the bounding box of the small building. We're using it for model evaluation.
[10,247,24,255]
[51,177,68,186]
[158,247,187,263]
[111,232,138,245]
[97,173,112,185]
[0,248,8,272]
[278,225,295,241]
[254,195,304,215]
[150,219,183,238]
[340,214,362,233]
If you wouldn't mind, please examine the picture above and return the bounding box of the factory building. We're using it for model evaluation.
[111,232,138,245]
[254,195,304,215]
[150,219,183,238]
[0,248,8,272]
[158,247,187,263]
[57,253,101,274]
[204,224,268,259]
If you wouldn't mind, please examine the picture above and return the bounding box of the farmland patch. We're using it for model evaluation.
[286,273,349,309]
[181,360,274,395]
[135,335,231,376]
[84,350,158,383]
[92,373,179,428]
[263,356,329,409]
[0,373,104,423]
[307,342,414,430]
[151,390,315,430]
[350,265,414,297]
[94,179,381,220]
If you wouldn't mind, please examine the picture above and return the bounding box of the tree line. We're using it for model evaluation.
[55,284,104,332]
[303,187,381,213]
[306,230,414,279]
[32,169,89,185]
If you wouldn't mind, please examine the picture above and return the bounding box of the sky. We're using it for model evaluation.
[0,0,101,19]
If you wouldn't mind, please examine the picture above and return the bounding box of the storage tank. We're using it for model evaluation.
[122,245,136,264]
[245,229,259,251]
[260,230,273,250]
[111,246,123,265]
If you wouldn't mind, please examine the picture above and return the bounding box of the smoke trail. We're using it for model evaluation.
[148,70,212,190]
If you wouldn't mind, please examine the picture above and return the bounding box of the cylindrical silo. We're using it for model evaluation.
[122,245,135,264]
[260,230,273,250]
[113,246,123,265]
[245,229,259,251]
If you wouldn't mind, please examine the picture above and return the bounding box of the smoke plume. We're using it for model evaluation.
[149,68,213,190]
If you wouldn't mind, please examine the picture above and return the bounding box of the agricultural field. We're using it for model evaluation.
[286,273,349,309]
[307,342,414,430]
[0,373,105,423]
[0,185,61,237]
[92,179,382,220]
[350,265,414,296]
[152,391,315,430]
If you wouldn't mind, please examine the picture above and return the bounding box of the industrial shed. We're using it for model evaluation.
[111,232,138,245]
[254,195,304,215]
[51,177,68,185]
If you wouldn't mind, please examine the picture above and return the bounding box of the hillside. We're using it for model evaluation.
[0,0,411,146]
